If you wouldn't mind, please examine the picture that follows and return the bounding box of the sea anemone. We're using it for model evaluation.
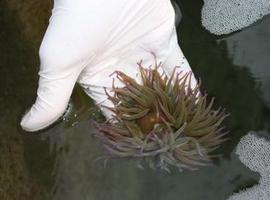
[93,60,229,172]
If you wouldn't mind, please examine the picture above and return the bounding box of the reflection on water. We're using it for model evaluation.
[0,0,270,199]
[224,17,270,106]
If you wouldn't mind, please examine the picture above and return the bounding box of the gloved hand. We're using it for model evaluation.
[20,0,197,132]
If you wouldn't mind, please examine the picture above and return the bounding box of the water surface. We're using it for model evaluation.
[1,0,270,199]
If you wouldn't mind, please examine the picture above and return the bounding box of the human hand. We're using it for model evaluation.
[20,0,197,132]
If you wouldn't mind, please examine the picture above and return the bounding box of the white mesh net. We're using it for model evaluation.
[228,132,270,200]
[201,0,270,35]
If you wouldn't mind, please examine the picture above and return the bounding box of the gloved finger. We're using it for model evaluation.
[20,11,96,132]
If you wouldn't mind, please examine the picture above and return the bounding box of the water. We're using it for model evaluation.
[0,0,270,199]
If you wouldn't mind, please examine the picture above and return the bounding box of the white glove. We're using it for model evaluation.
[20,0,197,132]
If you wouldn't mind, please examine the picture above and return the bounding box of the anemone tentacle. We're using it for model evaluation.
[94,60,229,171]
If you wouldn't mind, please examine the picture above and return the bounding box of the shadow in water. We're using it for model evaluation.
[177,0,270,156]
[0,0,53,199]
